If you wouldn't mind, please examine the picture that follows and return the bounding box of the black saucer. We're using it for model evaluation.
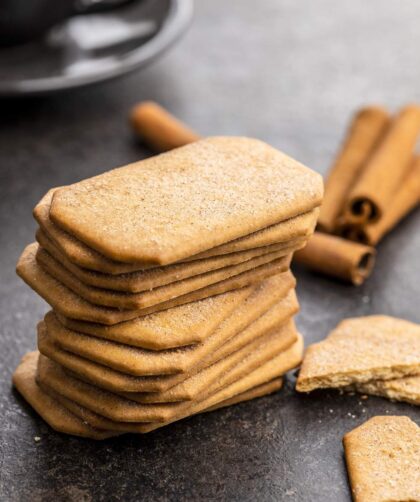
[0,0,193,96]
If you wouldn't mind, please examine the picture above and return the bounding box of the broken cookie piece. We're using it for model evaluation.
[353,375,420,406]
[296,315,420,393]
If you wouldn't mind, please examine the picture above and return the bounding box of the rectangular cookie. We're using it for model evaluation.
[58,272,296,350]
[12,352,118,440]
[115,321,296,405]
[343,416,420,502]
[35,188,318,274]
[41,288,297,378]
[36,324,299,423]
[17,243,291,324]
[37,334,303,433]
[35,243,294,310]
[48,137,323,265]
[142,334,304,433]
[39,290,297,399]
[13,351,282,439]
[36,226,305,293]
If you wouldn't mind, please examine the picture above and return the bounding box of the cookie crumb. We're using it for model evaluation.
[34,436,41,442]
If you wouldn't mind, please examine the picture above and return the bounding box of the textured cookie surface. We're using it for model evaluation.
[17,243,290,324]
[141,334,303,433]
[12,352,118,439]
[39,282,297,396]
[36,243,294,310]
[39,335,302,433]
[37,227,303,293]
[15,351,282,437]
[41,284,297,380]
[40,377,283,435]
[296,315,420,392]
[353,375,420,406]
[60,272,295,350]
[39,293,296,399]
[36,324,297,423]
[35,189,318,274]
[49,137,323,264]
[343,416,420,502]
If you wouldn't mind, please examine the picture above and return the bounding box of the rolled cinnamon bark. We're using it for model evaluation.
[341,156,420,245]
[336,223,363,242]
[337,200,373,227]
[317,106,390,233]
[130,101,201,152]
[344,105,420,223]
[294,232,376,286]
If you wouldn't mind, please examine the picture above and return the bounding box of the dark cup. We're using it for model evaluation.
[0,0,135,47]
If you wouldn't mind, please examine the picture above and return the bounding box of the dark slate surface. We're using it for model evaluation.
[1,1,419,501]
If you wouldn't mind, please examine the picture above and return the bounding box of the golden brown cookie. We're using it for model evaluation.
[49,137,323,264]
[202,378,283,413]
[38,292,296,399]
[17,243,290,324]
[42,288,297,378]
[140,333,304,433]
[38,283,297,396]
[39,377,283,435]
[353,375,420,406]
[296,315,420,392]
[35,243,294,310]
[36,227,304,293]
[343,416,420,502]
[36,324,298,423]
[38,335,302,433]
[35,188,318,274]
[116,323,297,405]
[58,272,295,349]
[12,352,119,440]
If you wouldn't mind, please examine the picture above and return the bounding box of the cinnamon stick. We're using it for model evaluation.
[294,232,376,286]
[340,156,420,245]
[129,104,379,286]
[130,101,201,152]
[344,105,420,223]
[317,106,390,233]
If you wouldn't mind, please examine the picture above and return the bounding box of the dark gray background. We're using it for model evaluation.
[1,1,419,501]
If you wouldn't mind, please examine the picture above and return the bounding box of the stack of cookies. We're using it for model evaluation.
[13,137,323,438]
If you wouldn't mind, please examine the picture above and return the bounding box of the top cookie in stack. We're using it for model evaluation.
[18,137,323,323]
